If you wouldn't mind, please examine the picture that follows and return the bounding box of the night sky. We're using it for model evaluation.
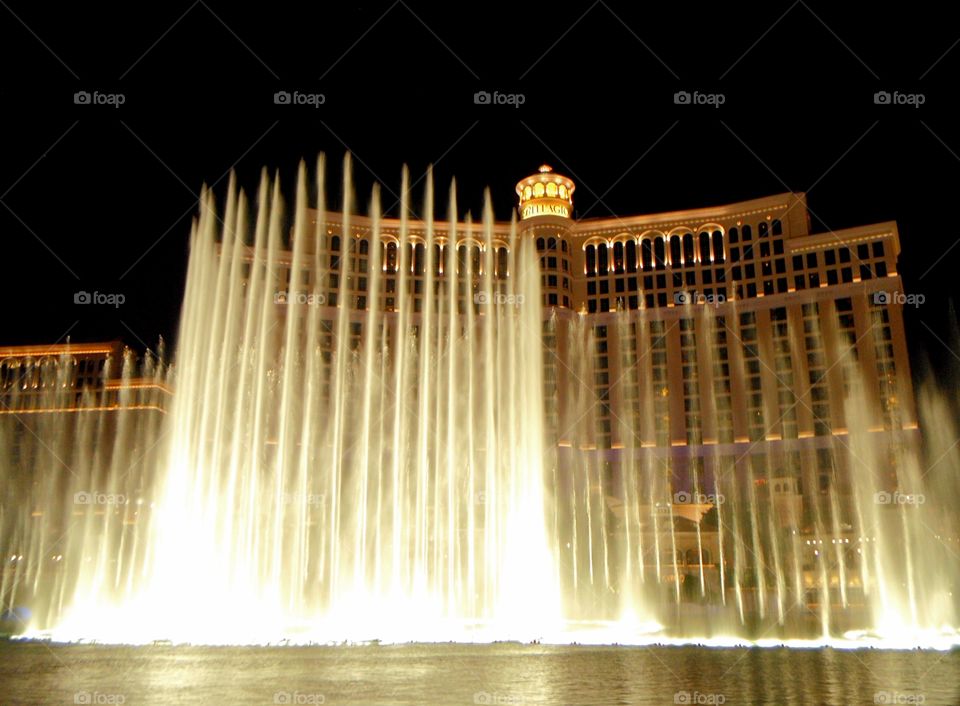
[2,2,959,379]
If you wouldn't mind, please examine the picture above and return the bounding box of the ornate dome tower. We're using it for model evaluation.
[515,164,575,224]
[516,165,575,309]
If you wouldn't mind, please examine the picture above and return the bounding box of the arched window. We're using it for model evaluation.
[742,224,752,241]
[772,219,783,236]
[712,231,724,264]
[597,243,609,276]
[359,239,369,254]
[654,238,666,270]
[536,237,545,251]
[613,241,624,272]
[330,235,340,251]
[433,244,443,275]
[669,236,682,267]
[457,245,468,273]
[728,227,739,244]
[683,233,695,266]
[497,247,509,278]
[384,241,398,271]
[413,243,425,275]
[585,245,596,276]
[759,221,769,238]
[626,240,638,273]
[699,232,711,263]
[471,245,481,274]
[547,237,556,251]
[561,240,568,253]
[641,239,653,271]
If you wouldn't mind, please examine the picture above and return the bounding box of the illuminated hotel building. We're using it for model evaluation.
[261,164,917,517]
[0,167,917,524]
[0,341,171,415]
[0,342,171,504]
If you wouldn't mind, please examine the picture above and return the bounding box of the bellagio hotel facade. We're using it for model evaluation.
[0,165,915,506]
[275,164,917,502]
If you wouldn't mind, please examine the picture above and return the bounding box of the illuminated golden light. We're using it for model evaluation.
[0,344,118,357]
[103,380,174,394]
[0,405,166,415]
[522,202,569,219]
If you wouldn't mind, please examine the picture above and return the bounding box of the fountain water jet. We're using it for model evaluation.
[2,156,958,648]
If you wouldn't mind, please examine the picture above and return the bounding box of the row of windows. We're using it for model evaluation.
[585,231,726,275]
[587,299,899,445]
[0,357,108,391]
[584,240,892,311]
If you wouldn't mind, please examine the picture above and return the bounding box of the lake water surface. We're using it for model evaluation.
[0,641,956,705]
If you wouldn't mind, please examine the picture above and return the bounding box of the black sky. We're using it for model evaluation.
[2,1,959,378]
